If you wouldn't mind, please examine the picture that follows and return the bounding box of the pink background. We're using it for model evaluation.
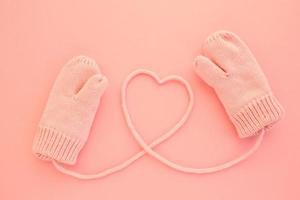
[1,0,299,199]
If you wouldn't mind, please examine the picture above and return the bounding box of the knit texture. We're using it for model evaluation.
[231,93,283,138]
[33,126,85,164]
[32,56,108,164]
[194,31,284,138]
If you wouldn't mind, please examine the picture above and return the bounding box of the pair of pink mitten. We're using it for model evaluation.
[33,31,284,165]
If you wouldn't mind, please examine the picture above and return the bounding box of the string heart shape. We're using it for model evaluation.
[53,69,264,179]
[121,69,194,154]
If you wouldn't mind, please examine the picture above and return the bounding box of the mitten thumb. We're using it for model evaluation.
[76,74,108,105]
[194,55,227,87]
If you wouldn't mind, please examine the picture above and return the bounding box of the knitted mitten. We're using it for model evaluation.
[194,31,284,138]
[32,56,108,164]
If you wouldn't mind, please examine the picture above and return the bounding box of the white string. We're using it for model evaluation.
[52,69,265,179]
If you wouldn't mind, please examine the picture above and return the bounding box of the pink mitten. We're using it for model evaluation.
[194,31,284,138]
[32,56,108,164]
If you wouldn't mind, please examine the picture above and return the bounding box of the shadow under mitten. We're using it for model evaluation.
[194,31,284,138]
[32,56,108,164]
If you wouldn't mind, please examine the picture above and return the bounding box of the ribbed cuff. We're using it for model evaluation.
[32,126,85,165]
[231,94,284,138]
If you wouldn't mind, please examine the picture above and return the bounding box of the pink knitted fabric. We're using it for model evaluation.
[32,56,108,164]
[194,31,284,138]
